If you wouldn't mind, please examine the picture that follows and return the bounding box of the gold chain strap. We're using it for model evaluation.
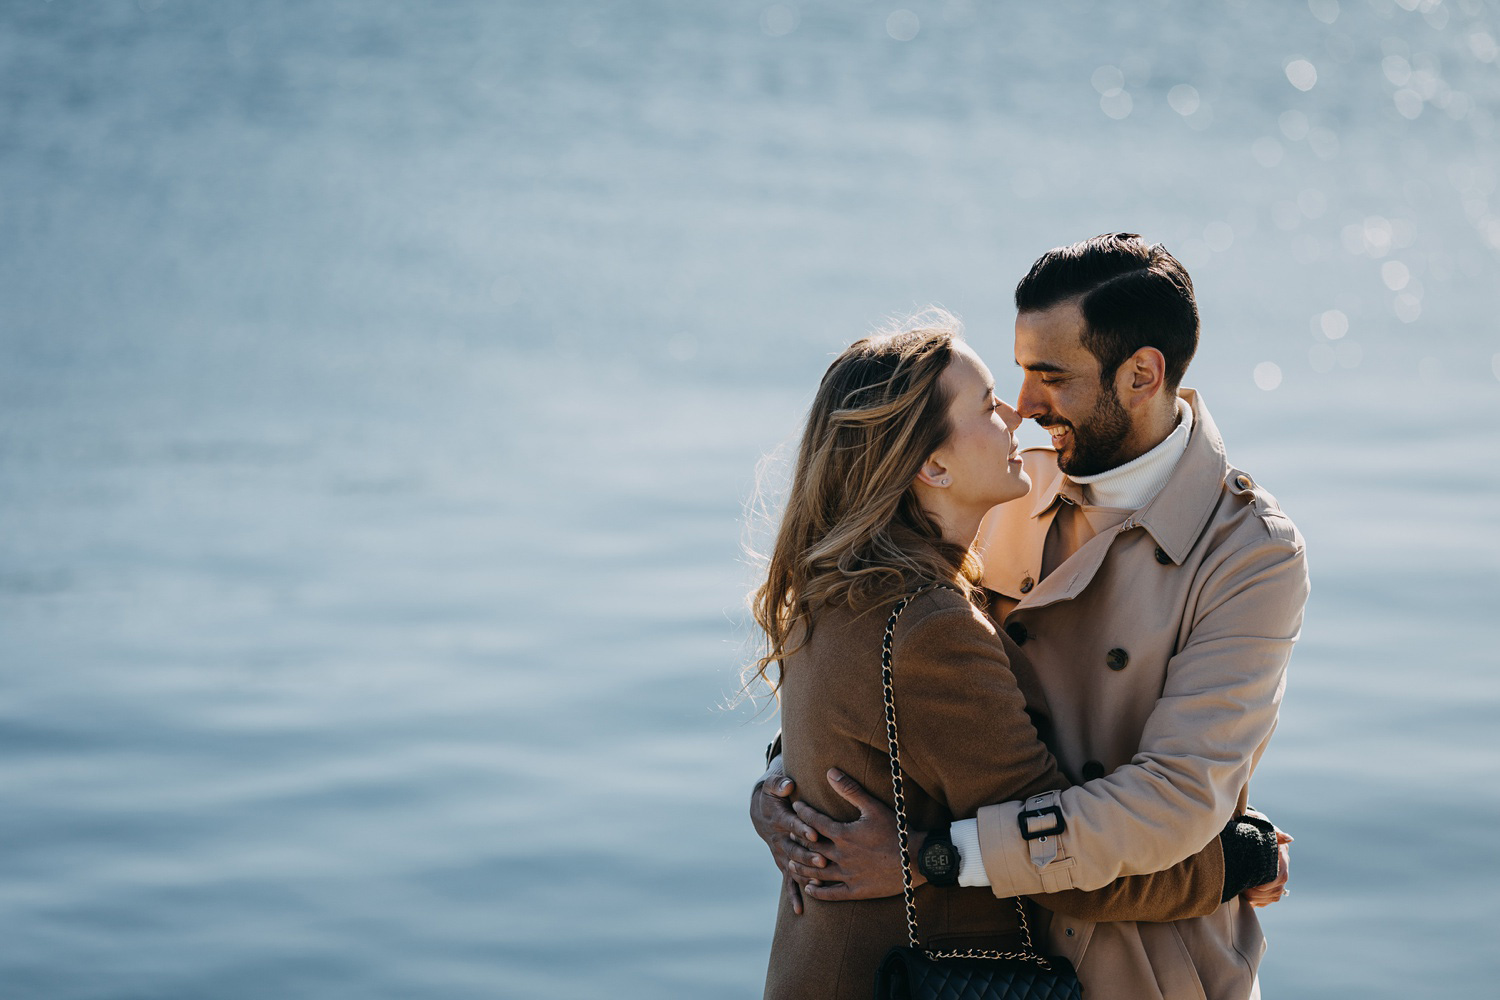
[881,587,1055,969]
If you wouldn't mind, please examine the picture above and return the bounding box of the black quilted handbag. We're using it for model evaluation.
[871,589,1084,1000]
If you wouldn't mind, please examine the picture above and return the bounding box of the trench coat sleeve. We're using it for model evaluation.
[973,529,1309,896]
[893,599,1226,922]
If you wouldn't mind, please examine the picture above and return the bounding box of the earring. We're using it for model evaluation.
[940,478,951,486]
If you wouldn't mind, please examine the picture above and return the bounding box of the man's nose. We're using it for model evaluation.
[1015,379,1046,420]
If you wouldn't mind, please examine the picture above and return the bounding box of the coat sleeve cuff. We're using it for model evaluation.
[977,798,1080,896]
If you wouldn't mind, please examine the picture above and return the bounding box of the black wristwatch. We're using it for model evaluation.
[916,823,961,887]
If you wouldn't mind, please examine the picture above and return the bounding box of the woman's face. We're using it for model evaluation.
[929,341,1031,509]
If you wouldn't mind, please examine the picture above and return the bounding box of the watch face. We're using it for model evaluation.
[922,842,954,876]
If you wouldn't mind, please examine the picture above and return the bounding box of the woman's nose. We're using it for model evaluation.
[997,398,1023,432]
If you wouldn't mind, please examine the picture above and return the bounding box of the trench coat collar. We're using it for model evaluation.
[1024,388,1228,566]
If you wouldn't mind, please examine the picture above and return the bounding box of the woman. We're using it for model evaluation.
[752,317,1262,1000]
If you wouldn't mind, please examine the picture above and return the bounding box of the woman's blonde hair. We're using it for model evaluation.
[749,313,982,693]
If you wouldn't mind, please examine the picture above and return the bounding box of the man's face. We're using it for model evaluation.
[1013,301,1131,478]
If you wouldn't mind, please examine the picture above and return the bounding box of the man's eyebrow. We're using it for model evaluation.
[1015,360,1069,374]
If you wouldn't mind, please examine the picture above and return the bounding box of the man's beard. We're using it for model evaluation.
[1052,381,1132,478]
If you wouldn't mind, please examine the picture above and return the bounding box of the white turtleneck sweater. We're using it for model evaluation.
[1066,396,1193,510]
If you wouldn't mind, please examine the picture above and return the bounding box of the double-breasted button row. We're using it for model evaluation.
[1005,622,1029,646]
[1106,647,1129,671]
[1081,760,1106,781]
[1154,546,1172,565]
[1019,576,1034,594]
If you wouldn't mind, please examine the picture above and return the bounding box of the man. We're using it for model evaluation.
[752,234,1308,999]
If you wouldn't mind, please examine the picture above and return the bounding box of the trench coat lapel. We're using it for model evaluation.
[1127,389,1230,565]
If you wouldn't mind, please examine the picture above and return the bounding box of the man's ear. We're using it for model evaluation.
[915,456,950,488]
[1116,347,1167,407]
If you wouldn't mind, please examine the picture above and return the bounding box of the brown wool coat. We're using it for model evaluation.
[762,587,1226,1000]
[970,390,1310,1000]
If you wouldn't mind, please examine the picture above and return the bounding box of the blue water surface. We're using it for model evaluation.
[2,1,1498,997]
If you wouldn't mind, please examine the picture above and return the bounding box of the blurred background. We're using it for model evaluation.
[3,0,1498,997]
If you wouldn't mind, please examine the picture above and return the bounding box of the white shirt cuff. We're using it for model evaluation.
[952,818,990,887]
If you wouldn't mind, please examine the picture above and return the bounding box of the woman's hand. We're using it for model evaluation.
[1241,829,1293,908]
[788,768,913,902]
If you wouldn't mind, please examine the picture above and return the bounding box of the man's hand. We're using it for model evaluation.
[788,768,912,902]
[750,775,827,916]
[1241,829,1293,908]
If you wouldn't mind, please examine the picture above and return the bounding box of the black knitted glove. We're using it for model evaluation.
[1218,814,1280,903]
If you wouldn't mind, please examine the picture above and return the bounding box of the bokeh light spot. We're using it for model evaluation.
[1381,260,1410,291]
[1100,91,1133,119]
[1254,362,1283,391]
[1394,89,1424,119]
[761,4,800,36]
[1168,84,1201,116]
[1470,29,1499,63]
[1307,127,1340,159]
[1319,309,1349,340]
[1297,188,1327,218]
[1382,54,1412,86]
[1204,221,1234,252]
[886,9,920,41]
[1092,65,1125,96]
[1285,58,1318,92]
[1394,293,1422,323]
[1307,0,1339,25]
[1252,137,1284,167]
[1279,110,1310,140]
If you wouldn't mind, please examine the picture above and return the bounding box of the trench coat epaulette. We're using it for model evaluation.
[1225,467,1299,546]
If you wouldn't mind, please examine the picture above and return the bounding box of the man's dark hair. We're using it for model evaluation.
[1014,233,1199,390]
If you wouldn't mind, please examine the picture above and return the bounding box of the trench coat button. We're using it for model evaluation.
[1106,647,1129,671]
[1235,474,1252,490]
[1019,576,1034,594]
[1005,622,1029,646]
[1154,546,1171,565]
[1081,760,1105,781]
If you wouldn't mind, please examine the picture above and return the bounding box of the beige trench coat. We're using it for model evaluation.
[970,389,1310,1000]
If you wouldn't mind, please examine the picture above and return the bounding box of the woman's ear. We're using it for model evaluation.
[915,457,951,489]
